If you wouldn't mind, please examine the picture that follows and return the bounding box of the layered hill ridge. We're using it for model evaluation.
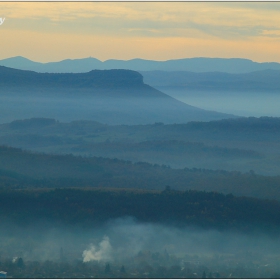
[0,66,235,124]
[140,69,280,92]
[1,144,280,202]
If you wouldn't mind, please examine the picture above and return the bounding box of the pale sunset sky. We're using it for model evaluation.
[1,2,280,63]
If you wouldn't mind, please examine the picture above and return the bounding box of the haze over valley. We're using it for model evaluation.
[0,66,234,125]
[1,57,280,278]
[2,56,280,118]
[1,1,280,278]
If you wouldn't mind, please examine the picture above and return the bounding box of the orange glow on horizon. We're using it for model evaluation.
[1,2,280,63]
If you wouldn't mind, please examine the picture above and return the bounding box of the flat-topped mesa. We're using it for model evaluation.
[0,65,236,124]
[0,66,144,88]
[85,69,144,88]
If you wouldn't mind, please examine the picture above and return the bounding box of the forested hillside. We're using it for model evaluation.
[1,117,280,175]
[1,145,280,201]
[1,188,280,233]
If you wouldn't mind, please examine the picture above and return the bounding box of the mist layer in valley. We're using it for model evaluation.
[156,89,280,118]
[140,70,280,117]
[0,93,230,125]
[2,217,280,278]
[1,59,280,279]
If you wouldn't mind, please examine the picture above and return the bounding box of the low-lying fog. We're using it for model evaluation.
[0,92,231,125]
[0,94,190,125]
[1,90,278,126]
[0,95,103,124]
[160,89,280,117]
[1,217,280,263]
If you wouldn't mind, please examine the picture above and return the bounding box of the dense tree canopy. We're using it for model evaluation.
[1,188,280,233]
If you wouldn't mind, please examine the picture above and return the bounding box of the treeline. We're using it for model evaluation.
[76,140,261,159]
[1,188,280,233]
[1,145,280,200]
[2,116,280,141]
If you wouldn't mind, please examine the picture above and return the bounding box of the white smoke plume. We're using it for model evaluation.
[82,236,112,262]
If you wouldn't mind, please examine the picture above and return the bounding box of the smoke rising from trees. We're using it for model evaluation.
[83,236,113,262]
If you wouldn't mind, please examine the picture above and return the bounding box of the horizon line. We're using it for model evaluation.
[1,55,275,64]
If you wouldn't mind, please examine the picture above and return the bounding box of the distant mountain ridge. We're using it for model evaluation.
[1,56,280,74]
[140,69,280,91]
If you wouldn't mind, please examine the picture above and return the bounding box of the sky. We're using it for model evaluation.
[1,2,280,63]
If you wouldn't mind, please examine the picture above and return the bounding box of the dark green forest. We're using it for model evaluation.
[1,145,280,200]
[1,187,280,233]
[1,187,280,278]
